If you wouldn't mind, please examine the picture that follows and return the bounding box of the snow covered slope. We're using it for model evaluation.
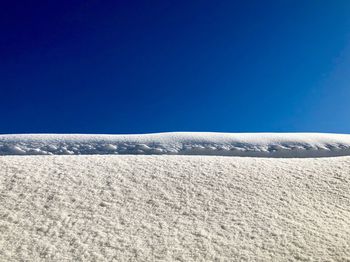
[0,155,349,261]
[1,132,350,157]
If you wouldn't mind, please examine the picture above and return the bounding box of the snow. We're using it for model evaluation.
[0,155,349,261]
[1,132,350,157]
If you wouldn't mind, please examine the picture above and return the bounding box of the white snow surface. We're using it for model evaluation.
[0,155,349,261]
[1,132,350,157]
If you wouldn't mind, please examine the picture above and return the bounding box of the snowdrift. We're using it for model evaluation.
[1,132,350,157]
[1,155,349,261]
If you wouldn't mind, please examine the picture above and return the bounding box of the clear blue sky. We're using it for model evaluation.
[1,1,350,134]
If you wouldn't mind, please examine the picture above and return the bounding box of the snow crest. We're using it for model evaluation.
[1,132,350,157]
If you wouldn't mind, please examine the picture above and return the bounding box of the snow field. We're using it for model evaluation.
[0,155,349,261]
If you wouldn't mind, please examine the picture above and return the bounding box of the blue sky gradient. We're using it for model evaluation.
[1,1,350,134]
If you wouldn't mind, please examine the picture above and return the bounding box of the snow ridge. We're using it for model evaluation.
[1,132,350,157]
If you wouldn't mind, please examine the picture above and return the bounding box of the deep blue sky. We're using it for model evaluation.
[1,1,350,134]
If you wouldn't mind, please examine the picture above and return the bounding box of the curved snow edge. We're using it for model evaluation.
[1,132,350,157]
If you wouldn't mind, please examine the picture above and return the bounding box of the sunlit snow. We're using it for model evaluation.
[1,132,350,157]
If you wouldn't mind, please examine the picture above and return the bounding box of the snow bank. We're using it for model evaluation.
[1,132,350,157]
[1,155,349,261]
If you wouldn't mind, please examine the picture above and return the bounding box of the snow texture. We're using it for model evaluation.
[0,155,349,261]
[1,132,350,157]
